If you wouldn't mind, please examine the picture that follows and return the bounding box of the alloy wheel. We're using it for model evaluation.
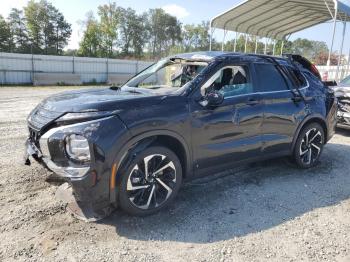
[126,154,177,210]
[299,127,323,165]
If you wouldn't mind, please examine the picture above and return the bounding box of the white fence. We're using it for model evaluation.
[1,52,350,85]
[0,52,153,85]
[316,65,350,82]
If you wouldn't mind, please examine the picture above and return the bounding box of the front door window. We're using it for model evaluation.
[201,65,252,97]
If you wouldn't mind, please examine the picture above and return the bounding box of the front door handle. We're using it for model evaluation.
[246,98,259,106]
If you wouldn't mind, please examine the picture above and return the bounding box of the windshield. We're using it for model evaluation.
[123,58,207,92]
[340,75,350,85]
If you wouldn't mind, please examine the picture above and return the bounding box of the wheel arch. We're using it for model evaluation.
[291,114,328,153]
[109,130,192,203]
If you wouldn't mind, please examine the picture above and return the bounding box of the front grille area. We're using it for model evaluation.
[29,127,39,141]
[28,105,62,131]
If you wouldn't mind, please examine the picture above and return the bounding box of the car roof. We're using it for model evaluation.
[170,51,290,64]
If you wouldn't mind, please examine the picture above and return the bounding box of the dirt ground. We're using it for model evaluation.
[0,86,349,262]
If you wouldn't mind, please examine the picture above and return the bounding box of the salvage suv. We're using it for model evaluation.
[25,52,337,219]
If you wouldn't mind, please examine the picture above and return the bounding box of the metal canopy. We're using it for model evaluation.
[211,0,350,40]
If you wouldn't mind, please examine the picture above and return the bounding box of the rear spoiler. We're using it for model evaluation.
[282,54,322,80]
[282,54,339,88]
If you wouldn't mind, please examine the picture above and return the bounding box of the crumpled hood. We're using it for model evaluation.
[39,87,162,113]
[334,85,350,99]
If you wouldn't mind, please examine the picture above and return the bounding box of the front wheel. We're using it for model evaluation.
[118,146,182,216]
[293,123,325,168]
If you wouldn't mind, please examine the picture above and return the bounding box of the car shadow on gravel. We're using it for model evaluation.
[336,127,350,137]
[101,143,350,243]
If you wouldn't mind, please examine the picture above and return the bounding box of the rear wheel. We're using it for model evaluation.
[118,146,182,216]
[293,123,324,168]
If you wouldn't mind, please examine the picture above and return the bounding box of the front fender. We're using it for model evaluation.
[109,129,192,204]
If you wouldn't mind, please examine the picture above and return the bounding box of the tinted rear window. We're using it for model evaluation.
[254,64,288,92]
[285,67,307,88]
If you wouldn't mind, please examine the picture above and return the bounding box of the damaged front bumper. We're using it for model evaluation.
[334,86,350,129]
[24,138,42,165]
[24,135,108,221]
[24,116,130,221]
[337,112,350,129]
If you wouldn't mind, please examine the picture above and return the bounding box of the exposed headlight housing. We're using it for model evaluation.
[65,134,90,162]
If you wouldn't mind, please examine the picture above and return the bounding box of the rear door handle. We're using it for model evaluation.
[291,95,303,103]
[246,98,259,106]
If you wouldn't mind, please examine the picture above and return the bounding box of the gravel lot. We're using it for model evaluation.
[0,86,349,262]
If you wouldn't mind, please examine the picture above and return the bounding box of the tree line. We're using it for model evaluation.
[0,0,339,65]
[76,4,208,59]
[0,0,71,55]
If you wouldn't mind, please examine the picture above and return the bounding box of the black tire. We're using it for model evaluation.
[118,145,182,216]
[293,123,325,168]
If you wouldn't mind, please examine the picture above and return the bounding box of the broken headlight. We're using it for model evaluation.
[65,134,90,162]
[56,111,117,125]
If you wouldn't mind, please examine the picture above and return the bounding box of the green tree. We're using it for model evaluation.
[0,15,12,52]
[97,2,120,57]
[41,1,56,54]
[7,8,30,53]
[24,0,71,54]
[51,8,72,54]
[24,0,42,53]
[131,13,148,57]
[78,12,101,57]
[291,38,314,58]
[145,8,182,58]
[182,21,210,52]
[119,8,147,57]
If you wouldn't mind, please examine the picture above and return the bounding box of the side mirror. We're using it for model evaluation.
[199,90,224,107]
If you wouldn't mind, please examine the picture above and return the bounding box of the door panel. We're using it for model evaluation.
[260,90,307,153]
[253,63,309,154]
[190,93,263,174]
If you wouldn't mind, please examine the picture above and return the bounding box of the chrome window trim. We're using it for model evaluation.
[223,72,310,100]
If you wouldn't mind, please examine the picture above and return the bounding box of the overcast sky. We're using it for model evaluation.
[1,0,349,54]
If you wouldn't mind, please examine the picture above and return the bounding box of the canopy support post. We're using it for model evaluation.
[222,29,227,51]
[234,32,238,52]
[272,40,276,55]
[327,2,338,66]
[209,22,214,51]
[255,37,258,54]
[244,34,248,53]
[336,21,346,81]
[264,38,268,54]
[347,47,350,77]
[280,41,284,55]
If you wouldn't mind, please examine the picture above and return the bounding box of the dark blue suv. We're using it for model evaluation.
[25,52,337,219]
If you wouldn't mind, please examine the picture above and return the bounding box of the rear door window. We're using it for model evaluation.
[254,63,288,92]
[284,66,308,88]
